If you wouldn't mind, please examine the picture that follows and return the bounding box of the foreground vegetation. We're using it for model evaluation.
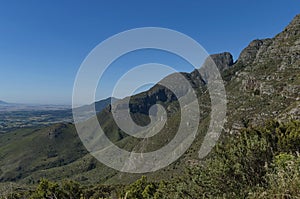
[1,120,300,198]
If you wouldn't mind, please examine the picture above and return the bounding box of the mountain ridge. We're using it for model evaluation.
[0,100,8,105]
[0,14,299,185]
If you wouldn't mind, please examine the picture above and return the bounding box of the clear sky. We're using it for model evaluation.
[0,0,299,104]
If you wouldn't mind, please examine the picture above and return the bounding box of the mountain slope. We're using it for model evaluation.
[0,14,299,185]
[72,97,118,122]
[224,14,300,133]
[73,97,118,113]
[0,101,8,105]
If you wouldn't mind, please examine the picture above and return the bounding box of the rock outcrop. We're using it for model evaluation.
[226,14,300,131]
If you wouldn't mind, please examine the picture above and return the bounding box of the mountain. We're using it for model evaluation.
[223,14,300,132]
[72,97,118,122]
[0,97,119,134]
[209,52,234,72]
[0,14,299,185]
[73,97,118,113]
[0,100,8,105]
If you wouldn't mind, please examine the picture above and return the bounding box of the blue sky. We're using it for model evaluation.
[0,0,299,104]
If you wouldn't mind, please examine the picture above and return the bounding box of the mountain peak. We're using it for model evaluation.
[275,14,300,40]
[209,52,234,71]
[287,14,300,29]
[236,14,300,66]
[237,38,272,65]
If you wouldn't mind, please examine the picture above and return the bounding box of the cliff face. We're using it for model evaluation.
[237,14,300,66]
[209,52,234,71]
[119,14,300,134]
[112,51,233,116]
[225,14,300,132]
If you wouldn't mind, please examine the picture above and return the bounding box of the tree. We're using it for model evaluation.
[30,179,62,199]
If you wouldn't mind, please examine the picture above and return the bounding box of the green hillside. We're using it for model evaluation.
[0,14,299,198]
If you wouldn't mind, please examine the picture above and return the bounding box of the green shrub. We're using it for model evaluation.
[125,176,157,199]
[249,153,300,198]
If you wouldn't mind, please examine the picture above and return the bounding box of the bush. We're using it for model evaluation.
[125,176,157,199]
[249,153,300,198]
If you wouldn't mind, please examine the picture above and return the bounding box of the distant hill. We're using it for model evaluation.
[73,97,118,113]
[0,97,119,133]
[0,100,8,105]
[72,97,118,122]
[0,103,70,112]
